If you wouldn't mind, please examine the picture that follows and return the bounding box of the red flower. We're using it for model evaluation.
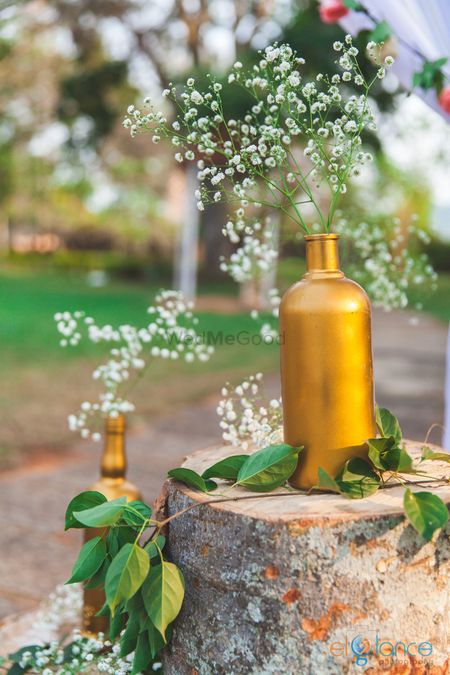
[438,87,450,113]
[319,0,350,23]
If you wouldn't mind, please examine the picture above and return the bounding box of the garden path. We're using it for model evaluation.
[0,308,446,621]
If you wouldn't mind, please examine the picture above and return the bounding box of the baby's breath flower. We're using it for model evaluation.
[217,374,282,449]
[55,292,213,441]
[124,38,392,301]
[334,214,436,311]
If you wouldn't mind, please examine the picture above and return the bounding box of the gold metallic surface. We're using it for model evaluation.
[82,415,141,635]
[280,234,376,490]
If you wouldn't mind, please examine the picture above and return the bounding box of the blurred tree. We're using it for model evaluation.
[105,0,398,280]
[0,0,400,284]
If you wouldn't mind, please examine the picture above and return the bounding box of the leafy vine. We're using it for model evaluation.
[5,407,448,674]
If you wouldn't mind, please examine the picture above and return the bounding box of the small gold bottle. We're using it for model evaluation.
[279,234,376,490]
[82,415,141,635]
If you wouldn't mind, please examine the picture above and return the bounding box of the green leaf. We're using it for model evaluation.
[421,445,434,461]
[375,406,402,444]
[370,20,392,44]
[8,646,40,662]
[202,455,249,481]
[403,488,449,541]
[131,631,152,675]
[7,663,29,674]
[368,436,396,470]
[383,446,414,473]
[105,543,150,616]
[107,529,120,558]
[123,501,152,527]
[412,71,423,88]
[168,467,217,493]
[124,591,150,633]
[65,491,107,530]
[336,458,381,499]
[84,558,110,589]
[125,588,145,615]
[368,437,413,473]
[413,58,448,92]
[421,446,450,463]
[107,527,136,557]
[8,645,40,669]
[147,620,165,658]
[66,536,107,584]
[95,600,110,617]
[144,535,166,559]
[342,0,363,8]
[435,57,449,68]
[236,443,301,492]
[142,561,185,641]
[74,496,127,528]
[315,460,380,499]
[120,614,141,658]
[315,467,341,493]
[117,527,139,548]
[109,609,126,641]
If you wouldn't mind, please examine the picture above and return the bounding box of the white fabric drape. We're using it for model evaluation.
[339,1,450,448]
[339,0,450,121]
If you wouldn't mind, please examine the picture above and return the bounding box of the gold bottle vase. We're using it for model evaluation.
[280,234,376,490]
[83,415,141,635]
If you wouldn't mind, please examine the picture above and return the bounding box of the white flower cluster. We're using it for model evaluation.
[31,583,82,635]
[334,214,437,311]
[217,373,283,450]
[14,630,139,674]
[250,287,281,322]
[124,37,391,283]
[220,215,278,282]
[1,584,161,674]
[55,290,214,441]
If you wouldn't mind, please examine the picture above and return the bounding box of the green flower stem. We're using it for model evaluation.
[276,164,312,233]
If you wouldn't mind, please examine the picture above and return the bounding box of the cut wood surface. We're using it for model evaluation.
[171,440,450,521]
[162,441,450,675]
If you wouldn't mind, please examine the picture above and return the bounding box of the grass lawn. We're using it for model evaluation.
[1,263,448,465]
[410,273,450,323]
[0,266,278,465]
[278,257,450,322]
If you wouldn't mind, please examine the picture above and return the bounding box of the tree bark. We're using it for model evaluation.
[173,164,200,301]
[162,442,450,674]
[202,201,233,281]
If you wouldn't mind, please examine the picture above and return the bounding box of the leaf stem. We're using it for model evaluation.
[159,472,450,528]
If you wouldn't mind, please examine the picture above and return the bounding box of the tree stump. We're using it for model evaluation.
[161,442,450,675]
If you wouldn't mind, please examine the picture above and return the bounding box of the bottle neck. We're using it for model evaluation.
[101,415,127,481]
[305,234,341,275]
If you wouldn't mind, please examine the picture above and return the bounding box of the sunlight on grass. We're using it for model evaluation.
[0,268,278,463]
